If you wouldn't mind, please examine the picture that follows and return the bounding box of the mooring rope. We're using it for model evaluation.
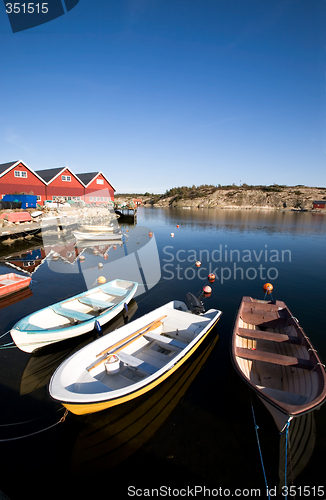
[251,399,271,500]
[280,419,292,500]
[0,409,68,442]
[0,330,16,349]
[0,342,16,350]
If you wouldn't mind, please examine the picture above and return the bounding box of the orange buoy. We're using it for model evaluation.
[203,285,212,296]
[195,261,201,267]
[208,273,216,283]
[78,255,85,261]
[98,276,106,284]
[103,254,109,260]
[149,231,153,237]
[263,282,273,294]
[176,225,179,228]
[112,245,117,250]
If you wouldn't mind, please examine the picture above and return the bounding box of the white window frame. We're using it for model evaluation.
[97,179,104,185]
[62,175,71,182]
[14,170,28,178]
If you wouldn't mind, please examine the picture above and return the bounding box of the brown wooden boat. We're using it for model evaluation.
[231,296,326,431]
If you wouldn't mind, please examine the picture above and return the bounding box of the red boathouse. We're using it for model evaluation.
[36,167,85,203]
[0,160,47,205]
[75,172,115,204]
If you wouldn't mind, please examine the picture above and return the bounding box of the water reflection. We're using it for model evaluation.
[142,208,326,236]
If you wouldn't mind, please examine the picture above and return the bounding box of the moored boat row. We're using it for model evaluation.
[5,251,326,435]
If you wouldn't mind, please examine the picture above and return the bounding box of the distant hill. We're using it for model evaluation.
[115,184,326,211]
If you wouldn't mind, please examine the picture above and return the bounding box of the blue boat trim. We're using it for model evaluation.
[51,305,93,322]
[78,297,115,310]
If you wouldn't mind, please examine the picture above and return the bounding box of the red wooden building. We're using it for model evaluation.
[0,162,116,206]
[35,167,86,203]
[75,172,115,204]
[313,200,326,209]
[0,160,46,204]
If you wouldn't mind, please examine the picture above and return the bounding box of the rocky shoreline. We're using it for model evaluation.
[117,185,326,211]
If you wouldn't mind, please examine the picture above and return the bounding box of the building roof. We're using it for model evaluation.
[75,171,116,191]
[0,160,46,183]
[0,160,20,176]
[35,167,67,183]
[35,167,85,186]
[313,200,326,204]
[75,172,99,186]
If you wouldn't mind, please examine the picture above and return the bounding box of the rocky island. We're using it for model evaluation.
[117,184,326,211]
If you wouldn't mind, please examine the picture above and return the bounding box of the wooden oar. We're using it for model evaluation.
[87,316,167,372]
[96,315,167,358]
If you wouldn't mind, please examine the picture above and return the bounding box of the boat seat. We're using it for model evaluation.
[240,312,287,328]
[101,286,128,296]
[235,347,314,370]
[78,297,115,310]
[0,279,18,285]
[52,305,92,322]
[236,327,302,344]
[144,331,187,349]
[256,385,308,406]
[118,352,157,375]
[242,302,283,312]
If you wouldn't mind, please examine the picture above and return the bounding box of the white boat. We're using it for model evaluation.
[10,280,138,353]
[79,225,115,232]
[73,231,123,241]
[49,297,222,415]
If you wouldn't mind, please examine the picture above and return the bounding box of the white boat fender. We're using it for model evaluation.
[105,355,120,374]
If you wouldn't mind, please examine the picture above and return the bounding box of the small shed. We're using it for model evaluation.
[313,200,326,209]
[3,194,37,208]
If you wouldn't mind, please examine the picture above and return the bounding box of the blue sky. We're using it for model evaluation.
[0,0,325,193]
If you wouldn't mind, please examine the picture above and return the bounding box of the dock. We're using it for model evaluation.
[114,207,137,224]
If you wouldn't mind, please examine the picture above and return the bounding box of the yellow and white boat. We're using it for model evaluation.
[49,298,222,415]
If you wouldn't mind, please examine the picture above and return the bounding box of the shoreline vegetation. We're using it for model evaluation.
[116,184,326,211]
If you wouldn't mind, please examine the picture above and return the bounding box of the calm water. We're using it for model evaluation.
[0,208,325,499]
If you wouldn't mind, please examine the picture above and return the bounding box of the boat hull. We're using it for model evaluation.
[10,280,138,353]
[49,302,222,415]
[73,231,122,241]
[79,225,115,232]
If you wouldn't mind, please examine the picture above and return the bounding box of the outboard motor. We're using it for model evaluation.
[185,292,205,315]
